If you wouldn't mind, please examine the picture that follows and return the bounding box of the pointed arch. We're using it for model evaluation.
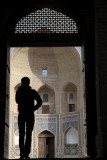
[38,130,55,137]
[38,84,55,93]
[62,82,77,113]
[65,127,79,145]
[63,82,77,92]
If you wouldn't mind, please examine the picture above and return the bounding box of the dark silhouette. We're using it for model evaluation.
[15,77,42,159]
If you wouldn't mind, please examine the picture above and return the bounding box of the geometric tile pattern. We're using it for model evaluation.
[36,117,56,123]
[62,113,79,132]
[36,123,56,135]
[63,121,78,131]
[64,144,81,155]
[62,114,79,122]
[15,8,78,34]
[11,113,81,158]
[56,147,64,158]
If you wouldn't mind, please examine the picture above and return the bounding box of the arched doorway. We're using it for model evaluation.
[38,130,55,158]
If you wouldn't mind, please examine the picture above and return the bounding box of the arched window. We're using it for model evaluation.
[69,93,74,100]
[43,93,49,102]
[65,127,79,145]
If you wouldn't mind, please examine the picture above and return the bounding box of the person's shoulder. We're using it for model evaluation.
[31,89,38,94]
[32,88,37,92]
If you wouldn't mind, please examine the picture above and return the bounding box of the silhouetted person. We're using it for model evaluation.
[15,77,42,159]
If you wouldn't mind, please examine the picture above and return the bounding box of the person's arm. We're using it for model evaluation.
[33,90,42,111]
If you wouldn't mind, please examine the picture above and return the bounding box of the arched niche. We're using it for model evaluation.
[38,130,55,138]
[62,82,77,113]
[37,84,55,114]
[65,127,79,145]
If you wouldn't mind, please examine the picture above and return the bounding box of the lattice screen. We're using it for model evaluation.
[15,8,78,34]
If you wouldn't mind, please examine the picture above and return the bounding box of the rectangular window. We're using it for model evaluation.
[42,68,48,76]
[69,104,75,112]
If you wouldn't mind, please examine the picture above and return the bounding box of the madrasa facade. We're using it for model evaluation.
[9,47,87,158]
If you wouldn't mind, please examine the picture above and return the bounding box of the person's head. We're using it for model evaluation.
[21,77,30,86]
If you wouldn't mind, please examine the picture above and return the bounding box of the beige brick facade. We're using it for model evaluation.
[9,47,87,158]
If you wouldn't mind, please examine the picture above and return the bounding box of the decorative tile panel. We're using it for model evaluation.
[36,117,56,123]
[62,114,79,122]
[35,115,59,146]
[63,121,78,131]
[64,144,81,155]
[56,147,64,158]
[37,123,56,135]
[32,148,37,158]
[10,147,20,159]
[61,113,79,132]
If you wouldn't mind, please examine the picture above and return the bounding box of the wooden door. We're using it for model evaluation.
[38,137,46,158]
[47,137,54,158]
[38,130,55,158]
